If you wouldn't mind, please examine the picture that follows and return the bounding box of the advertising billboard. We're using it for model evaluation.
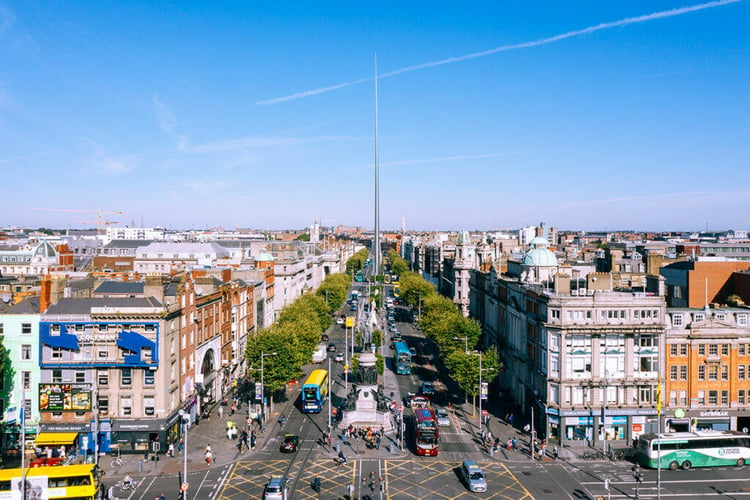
[39,384,92,412]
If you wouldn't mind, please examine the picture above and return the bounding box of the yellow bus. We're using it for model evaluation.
[0,464,101,500]
[301,369,329,413]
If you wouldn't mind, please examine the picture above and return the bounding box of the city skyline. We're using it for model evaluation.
[1,1,748,232]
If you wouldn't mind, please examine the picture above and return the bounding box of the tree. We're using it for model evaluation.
[444,346,501,413]
[245,326,302,396]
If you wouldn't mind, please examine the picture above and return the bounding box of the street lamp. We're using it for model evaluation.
[260,352,277,429]
[454,336,469,353]
[178,409,190,500]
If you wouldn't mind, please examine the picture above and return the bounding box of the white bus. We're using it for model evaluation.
[636,430,750,470]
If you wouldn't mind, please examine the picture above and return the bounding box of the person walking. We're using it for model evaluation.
[218,405,224,418]
[168,442,175,457]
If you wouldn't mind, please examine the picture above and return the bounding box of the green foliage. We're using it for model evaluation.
[346,248,369,275]
[245,326,303,393]
[444,346,502,398]
[398,271,436,308]
[387,249,409,276]
[372,329,383,348]
[296,233,310,241]
[352,353,385,377]
[316,273,350,310]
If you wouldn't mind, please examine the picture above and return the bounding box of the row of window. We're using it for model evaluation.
[0,323,32,335]
[671,312,748,326]
[553,309,661,321]
[669,361,750,379]
[47,368,155,386]
[668,343,750,357]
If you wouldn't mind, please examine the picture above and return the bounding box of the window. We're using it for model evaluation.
[639,387,652,404]
[22,371,31,390]
[121,368,132,386]
[52,369,62,383]
[669,390,677,406]
[694,313,705,322]
[721,365,728,381]
[0,323,3,334]
[709,344,718,356]
[98,370,108,386]
[98,349,108,358]
[121,396,132,416]
[144,396,155,416]
[739,314,749,327]
[721,390,728,405]
[740,365,746,381]
[75,372,86,384]
[144,370,154,385]
[740,344,747,356]
[680,365,688,380]
[680,344,687,356]
[21,323,32,335]
[699,345,706,356]
[679,390,687,406]
[708,365,718,381]
[24,399,31,416]
[698,366,706,380]
[670,366,678,381]
[672,314,683,327]
[708,391,718,406]
[21,344,31,360]
[51,347,63,359]
[740,390,747,405]
[670,345,678,357]
[721,344,729,356]
[697,391,705,405]
[99,396,109,415]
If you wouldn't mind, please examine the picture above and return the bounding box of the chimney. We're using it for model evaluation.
[50,275,66,305]
[144,274,165,302]
[555,273,571,295]
[40,275,51,313]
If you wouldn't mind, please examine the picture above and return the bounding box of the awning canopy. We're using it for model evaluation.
[117,330,155,354]
[34,432,78,446]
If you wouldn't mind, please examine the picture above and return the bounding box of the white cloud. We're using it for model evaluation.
[153,94,188,150]
[255,0,740,105]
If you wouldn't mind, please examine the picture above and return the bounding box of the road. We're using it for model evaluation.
[127,280,750,499]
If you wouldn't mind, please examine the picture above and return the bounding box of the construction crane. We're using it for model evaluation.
[78,220,121,232]
[26,207,123,235]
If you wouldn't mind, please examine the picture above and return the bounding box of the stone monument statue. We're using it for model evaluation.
[339,351,393,432]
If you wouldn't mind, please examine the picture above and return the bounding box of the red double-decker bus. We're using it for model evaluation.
[414,407,439,456]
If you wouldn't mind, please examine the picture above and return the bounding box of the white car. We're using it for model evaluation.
[435,408,451,427]
[334,353,344,363]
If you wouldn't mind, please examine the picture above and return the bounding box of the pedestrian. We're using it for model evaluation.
[379,476,385,492]
[205,450,212,465]
[481,430,486,443]
[553,445,558,460]
[523,423,530,434]
[512,437,517,450]
[178,437,184,454]
[218,405,224,418]
[168,442,175,457]
[509,413,514,426]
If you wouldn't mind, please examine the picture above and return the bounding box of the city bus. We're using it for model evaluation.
[0,463,102,499]
[636,430,750,470]
[301,369,329,413]
[414,407,439,456]
[394,341,412,375]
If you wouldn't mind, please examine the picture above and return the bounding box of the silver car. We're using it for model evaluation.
[264,475,289,500]
[435,408,450,427]
[461,460,487,493]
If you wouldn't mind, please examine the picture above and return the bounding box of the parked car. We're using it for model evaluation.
[279,434,300,453]
[435,408,451,427]
[336,317,344,325]
[327,343,337,352]
[264,475,289,500]
[421,381,435,396]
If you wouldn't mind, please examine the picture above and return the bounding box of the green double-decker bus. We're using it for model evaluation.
[636,430,750,470]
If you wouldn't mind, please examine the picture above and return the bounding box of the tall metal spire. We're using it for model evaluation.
[374,54,381,276]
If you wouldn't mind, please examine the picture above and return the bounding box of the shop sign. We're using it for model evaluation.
[700,410,728,417]
[39,384,92,412]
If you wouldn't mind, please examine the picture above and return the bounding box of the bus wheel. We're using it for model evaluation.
[737,458,746,467]
[669,461,679,471]
[681,460,692,470]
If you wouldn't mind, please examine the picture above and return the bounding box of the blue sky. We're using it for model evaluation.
[1,1,748,232]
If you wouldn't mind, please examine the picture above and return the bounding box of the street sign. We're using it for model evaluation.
[181,482,189,492]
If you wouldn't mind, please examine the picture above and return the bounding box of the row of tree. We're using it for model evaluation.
[389,251,501,410]
[244,273,350,399]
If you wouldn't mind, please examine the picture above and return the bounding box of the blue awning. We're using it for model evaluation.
[40,324,80,350]
[116,330,155,354]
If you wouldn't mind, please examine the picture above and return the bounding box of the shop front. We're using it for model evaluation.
[37,423,91,458]
[111,419,166,454]
[560,408,657,446]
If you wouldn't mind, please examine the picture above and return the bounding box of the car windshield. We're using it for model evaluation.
[266,486,280,492]
[469,472,484,480]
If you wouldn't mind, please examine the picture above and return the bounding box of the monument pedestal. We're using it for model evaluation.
[339,351,394,433]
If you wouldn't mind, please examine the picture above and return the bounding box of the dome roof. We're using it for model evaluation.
[528,236,549,248]
[522,247,558,267]
[34,241,57,258]
[254,250,274,262]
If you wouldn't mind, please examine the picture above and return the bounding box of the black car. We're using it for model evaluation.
[280,434,300,453]
[327,343,337,352]
[321,334,329,342]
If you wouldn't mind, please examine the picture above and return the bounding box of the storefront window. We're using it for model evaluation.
[565,417,593,442]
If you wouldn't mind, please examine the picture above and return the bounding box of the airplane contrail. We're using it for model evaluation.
[255,0,740,105]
